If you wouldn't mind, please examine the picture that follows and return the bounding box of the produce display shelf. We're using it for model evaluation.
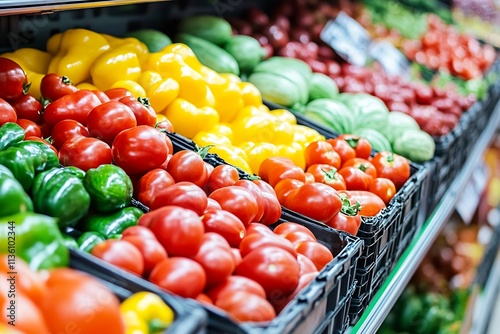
[348,100,500,334]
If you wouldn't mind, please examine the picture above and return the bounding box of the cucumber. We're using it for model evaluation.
[125,29,172,52]
[176,33,239,75]
[224,35,265,74]
[308,73,339,102]
[178,15,233,46]
[248,72,302,107]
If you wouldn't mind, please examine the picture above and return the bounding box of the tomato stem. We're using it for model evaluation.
[339,194,361,216]
[61,76,73,86]
[358,164,367,172]
[387,153,394,163]
[322,168,338,181]
[23,80,32,95]
[138,96,151,107]
[195,144,213,159]
[344,138,359,149]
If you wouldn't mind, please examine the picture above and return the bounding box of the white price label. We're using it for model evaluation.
[368,41,411,79]
[456,162,490,224]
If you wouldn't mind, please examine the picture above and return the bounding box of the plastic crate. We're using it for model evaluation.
[474,222,500,288]
[69,250,208,334]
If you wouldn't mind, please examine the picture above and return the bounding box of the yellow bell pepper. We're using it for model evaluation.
[101,34,149,64]
[76,82,99,90]
[245,143,280,174]
[220,73,242,84]
[148,78,179,113]
[198,65,226,85]
[238,82,263,107]
[294,125,325,143]
[138,71,163,91]
[277,144,306,170]
[161,43,203,71]
[207,123,234,142]
[1,48,53,99]
[163,98,219,139]
[207,145,253,174]
[46,32,62,54]
[231,105,268,124]
[270,108,297,125]
[156,113,168,123]
[209,80,244,123]
[120,292,174,334]
[193,131,232,147]
[230,114,277,145]
[111,80,146,98]
[48,29,110,84]
[272,121,295,145]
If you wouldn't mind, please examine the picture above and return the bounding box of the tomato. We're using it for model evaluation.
[120,236,167,277]
[0,288,50,334]
[150,181,208,215]
[216,290,276,322]
[202,209,246,248]
[205,164,239,193]
[252,179,282,225]
[246,222,274,236]
[112,126,169,175]
[17,119,41,137]
[59,136,112,171]
[206,197,222,211]
[50,119,90,149]
[239,231,297,258]
[371,152,410,190]
[284,183,342,223]
[368,178,397,204]
[306,164,346,190]
[87,101,137,144]
[274,179,304,204]
[104,87,134,101]
[294,241,333,271]
[342,158,377,179]
[231,248,242,267]
[304,140,341,169]
[236,246,300,302]
[282,231,318,246]
[167,150,209,188]
[338,166,373,191]
[206,275,267,303]
[148,206,204,257]
[122,225,157,240]
[326,138,356,164]
[340,190,386,217]
[326,211,361,235]
[156,119,175,133]
[209,186,259,226]
[9,94,43,123]
[195,293,213,305]
[40,73,78,101]
[25,136,58,154]
[259,157,306,187]
[135,169,176,207]
[0,256,46,306]
[43,90,102,127]
[297,254,319,276]
[193,235,235,287]
[91,239,144,276]
[271,272,317,314]
[119,96,157,127]
[0,57,27,100]
[0,98,17,126]
[202,232,232,250]
[149,258,206,298]
[204,162,214,178]
[338,134,372,159]
[273,222,316,240]
[234,180,266,222]
[92,90,111,103]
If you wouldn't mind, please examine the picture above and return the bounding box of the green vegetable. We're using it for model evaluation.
[77,231,106,253]
[262,57,313,82]
[0,122,25,151]
[0,212,69,270]
[224,35,265,74]
[64,166,86,180]
[0,147,36,191]
[12,140,59,174]
[353,128,392,152]
[308,73,339,101]
[337,93,389,132]
[32,168,91,228]
[83,164,133,213]
[302,98,355,134]
[176,33,240,75]
[79,207,143,238]
[0,170,33,217]
[393,129,435,162]
[62,234,79,250]
[125,29,172,52]
[178,15,233,46]
[248,72,302,107]
[380,111,421,145]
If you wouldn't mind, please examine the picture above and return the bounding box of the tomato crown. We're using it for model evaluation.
[344,137,359,149]
[321,168,338,181]
[61,76,73,86]
[138,96,151,107]
[339,194,361,217]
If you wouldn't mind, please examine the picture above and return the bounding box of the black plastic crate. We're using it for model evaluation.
[69,250,208,334]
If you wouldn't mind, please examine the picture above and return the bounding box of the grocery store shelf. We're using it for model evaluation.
[473,251,500,334]
[0,0,173,15]
[349,102,500,334]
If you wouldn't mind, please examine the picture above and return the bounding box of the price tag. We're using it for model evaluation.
[320,12,372,66]
[368,41,411,79]
[456,162,490,224]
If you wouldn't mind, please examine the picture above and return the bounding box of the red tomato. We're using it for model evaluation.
[202,209,246,248]
[338,134,372,159]
[239,232,297,258]
[206,275,267,303]
[203,232,232,250]
[0,57,27,100]
[92,90,111,103]
[304,172,315,183]
[282,231,317,245]
[149,258,206,298]
[119,96,157,127]
[122,225,157,240]
[59,136,112,171]
[121,236,168,277]
[306,164,346,190]
[25,136,58,154]
[294,241,333,271]
[340,190,386,217]
[284,183,342,223]
[216,290,276,322]
[234,180,266,222]
[193,235,235,287]
[195,293,213,305]
[368,178,397,204]
[326,138,356,164]
[246,222,274,236]
[259,157,306,187]
[326,211,361,235]
[91,239,144,276]
[87,101,137,144]
[112,126,169,175]
[40,73,78,101]
[9,94,43,123]
[156,119,175,133]
[104,87,134,101]
[167,150,209,188]
[205,198,222,211]
[149,181,208,215]
[231,248,242,267]
[43,90,102,127]
[0,256,46,306]
[205,165,239,194]
[17,119,41,137]
[297,254,318,276]
[148,206,204,257]
[304,141,341,169]
[342,158,377,179]
[209,186,259,226]
[272,272,317,314]
[274,179,304,205]
[273,222,316,240]
[236,246,300,302]
[50,119,90,149]
[204,162,214,178]
[0,288,50,334]
[135,169,176,208]
[338,166,373,191]
[0,98,17,126]
[371,152,410,190]
[252,179,282,224]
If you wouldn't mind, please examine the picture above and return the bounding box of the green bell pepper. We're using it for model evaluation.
[79,206,143,238]
[32,168,91,228]
[0,172,33,217]
[12,140,59,174]
[0,122,25,151]
[0,212,69,270]
[64,166,86,180]
[0,146,36,191]
[83,164,133,213]
[77,231,105,253]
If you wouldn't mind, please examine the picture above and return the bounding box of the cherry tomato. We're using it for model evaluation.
[112,125,169,175]
[206,164,239,194]
[339,190,386,217]
[306,164,346,190]
[121,235,168,277]
[338,166,373,191]
[104,87,134,101]
[215,291,276,322]
[87,101,137,144]
[252,179,282,225]
[202,209,246,248]
[149,257,206,298]
[206,275,267,303]
[209,186,259,226]
[285,183,342,223]
[371,152,410,190]
[368,178,397,204]
[17,119,41,137]
[294,241,333,271]
[148,206,204,257]
[205,198,222,211]
[193,235,235,287]
[122,225,157,240]
[59,136,112,171]
[239,231,297,258]
[0,98,17,126]
[119,96,157,127]
[338,134,372,159]
[297,253,318,276]
[326,138,356,164]
[342,158,377,179]
[9,94,43,123]
[135,169,176,207]
[0,57,27,100]
[274,179,304,204]
[91,239,144,276]
[304,141,341,169]
[40,73,78,101]
[50,119,90,149]
[25,136,58,154]
[167,150,209,188]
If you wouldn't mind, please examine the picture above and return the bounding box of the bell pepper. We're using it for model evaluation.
[193,131,232,147]
[244,143,279,174]
[163,98,219,139]
[120,292,175,334]
[0,147,36,191]
[0,122,25,151]
[0,212,69,270]
[32,168,91,228]
[12,140,59,174]
[238,81,263,107]
[206,145,252,174]
[79,207,143,239]
[63,165,86,180]
[160,43,203,71]
[47,29,110,85]
[209,79,244,123]
[102,34,150,64]
[77,231,106,253]
[270,108,297,124]
[147,78,179,113]
[83,164,133,213]
[110,80,147,98]
[0,167,33,217]
[76,82,99,90]
[138,70,163,91]
[230,114,277,145]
